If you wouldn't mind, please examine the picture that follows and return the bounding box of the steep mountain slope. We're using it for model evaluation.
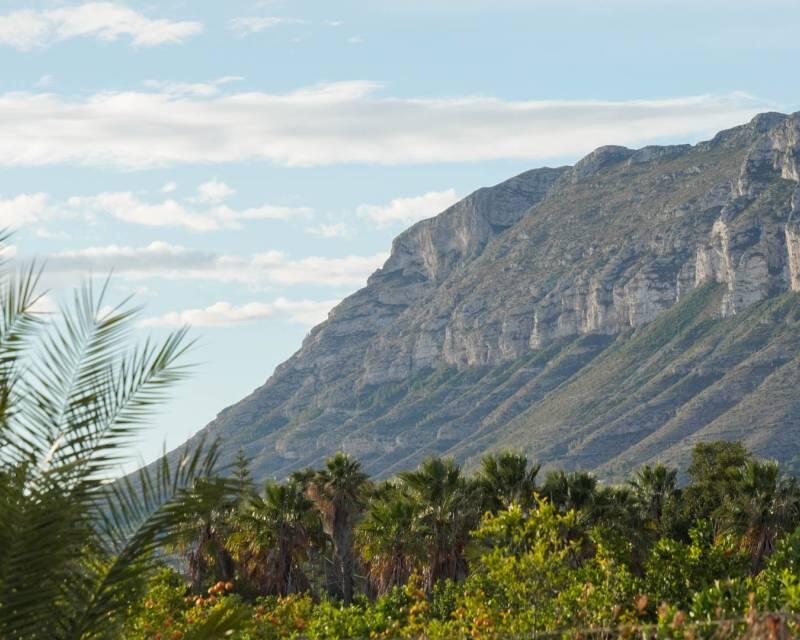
[186,111,800,481]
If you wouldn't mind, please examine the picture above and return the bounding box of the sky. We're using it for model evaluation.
[1,0,799,470]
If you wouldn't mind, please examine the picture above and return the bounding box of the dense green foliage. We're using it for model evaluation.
[125,445,800,639]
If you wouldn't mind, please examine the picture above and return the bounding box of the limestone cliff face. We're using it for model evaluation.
[358,113,800,382]
[184,111,800,480]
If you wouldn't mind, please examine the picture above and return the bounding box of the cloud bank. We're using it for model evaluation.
[40,241,388,289]
[0,83,770,169]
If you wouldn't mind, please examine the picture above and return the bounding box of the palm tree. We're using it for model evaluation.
[628,463,678,532]
[477,450,540,512]
[307,452,369,603]
[174,479,240,593]
[230,480,319,596]
[730,460,800,571]
[541,470,599,515]
[399,457,480,592]
[173,452,261,594]
[0,240,242,639]
[357,483,424,596]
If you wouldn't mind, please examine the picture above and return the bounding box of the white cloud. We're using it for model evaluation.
[229,16,304,36]
[0,3,203,50]
[0,85,772,170]
[1,187,310,232]
[305,222,350,238]
[347,36,364,45]
[35,74,53,88]
[40,241,388,288]
[141,297,338,328]
[193,178,236,203]
[358,189,459,225]
[161,181,177,193]
[0,244,17,260]
[0,193,55,228]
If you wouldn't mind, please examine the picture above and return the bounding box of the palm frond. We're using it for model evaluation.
[0,271,214,640]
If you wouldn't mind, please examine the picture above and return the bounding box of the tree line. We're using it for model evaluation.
[179,441,800,604]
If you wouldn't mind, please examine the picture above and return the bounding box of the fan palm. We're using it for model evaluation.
[357,483,424,596]
[229,480,319,596]
[541,470,598,515]
[730,460,800,571]
[477,450,540,512]
[628,463,678,532]
[0,239,241,639]
[399,457,480,592]
[306,453,369,603]
[173,479,240,593]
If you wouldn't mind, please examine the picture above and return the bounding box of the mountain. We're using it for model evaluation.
[181,111,800,482]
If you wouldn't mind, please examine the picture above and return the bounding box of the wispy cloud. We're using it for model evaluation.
[143,76,243,98]
[2,184,311,232]
[229,16,304,36]
[141,298,338,328]
[70,192,311,232]
[358,189,459,225]
[0,3,203,50]
[305,222,351,238]
[38,241,388,289]
[34,228,69,240]
[0,83,771,169]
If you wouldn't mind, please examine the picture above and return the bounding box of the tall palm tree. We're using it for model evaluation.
[628,463,678,532]
[307,452,369,603]
[357,483,424,596]
[730,460,800,572]
[230,480,319,596]
[0,240,241,639]
[399,457,480,592]
[477,450,540,512]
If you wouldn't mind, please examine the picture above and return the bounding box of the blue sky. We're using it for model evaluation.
[2,0,798,470]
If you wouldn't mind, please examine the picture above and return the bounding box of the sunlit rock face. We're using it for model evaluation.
[175,112,800,482]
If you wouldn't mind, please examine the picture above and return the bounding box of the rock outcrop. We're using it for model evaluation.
[179,111,800,481]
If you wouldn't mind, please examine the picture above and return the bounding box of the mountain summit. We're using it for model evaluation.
[183,112,800,481]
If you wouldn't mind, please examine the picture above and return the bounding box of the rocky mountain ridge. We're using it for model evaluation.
[185,111,800,481]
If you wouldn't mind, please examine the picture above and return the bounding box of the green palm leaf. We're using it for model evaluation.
[0,234,244,640]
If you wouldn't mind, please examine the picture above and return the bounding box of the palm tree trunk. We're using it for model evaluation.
[341,543,354,604]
